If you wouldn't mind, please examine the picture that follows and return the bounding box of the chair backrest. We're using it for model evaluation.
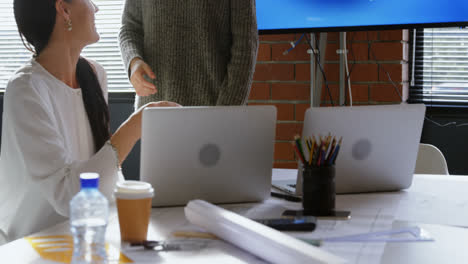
[414,143,449,175]
[0,229,6,246]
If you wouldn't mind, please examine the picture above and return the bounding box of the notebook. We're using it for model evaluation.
[273,103,426,194]
[140,106,277,207]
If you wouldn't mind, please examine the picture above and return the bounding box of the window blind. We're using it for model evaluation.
[0,0,132,92]
[410,27,468,107]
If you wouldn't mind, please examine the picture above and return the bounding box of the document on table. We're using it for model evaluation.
[120,193,402,264]
[396,175,468,227]
[185,200,345,264]
[117,207,269,264]
[296,193,402,264]
[195,194,400,264]
[121,238,269,264]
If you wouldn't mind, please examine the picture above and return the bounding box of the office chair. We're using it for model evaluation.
[0,229,6,246]
[414,143,449,175]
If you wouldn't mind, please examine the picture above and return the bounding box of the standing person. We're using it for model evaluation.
[119,1,259,108]
[0,0,180,243]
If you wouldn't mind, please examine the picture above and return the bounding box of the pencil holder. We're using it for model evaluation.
[302,165,335,216]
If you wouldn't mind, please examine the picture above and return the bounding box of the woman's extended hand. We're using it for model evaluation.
[111,101,182,165]
[131,101,182,128]
[129,58,157,96]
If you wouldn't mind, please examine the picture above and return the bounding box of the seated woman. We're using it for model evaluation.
[0,0,180,243]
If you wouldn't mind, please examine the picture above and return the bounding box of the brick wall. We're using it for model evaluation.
[247,30,408,168]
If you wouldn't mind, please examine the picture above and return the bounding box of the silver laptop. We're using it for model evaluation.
[140,106,277,207]
[274,103,426,194]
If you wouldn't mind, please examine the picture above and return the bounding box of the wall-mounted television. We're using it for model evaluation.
[257,0,468,34]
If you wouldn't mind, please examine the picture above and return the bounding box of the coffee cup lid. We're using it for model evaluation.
[114,180,154,200]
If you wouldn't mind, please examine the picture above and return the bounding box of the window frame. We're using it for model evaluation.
[0,0,133,93]
[408,27,468,110]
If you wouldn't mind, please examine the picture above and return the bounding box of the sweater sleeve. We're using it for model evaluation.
[216,0,259,105]
[118,0,144,78]
[3,77,120,217]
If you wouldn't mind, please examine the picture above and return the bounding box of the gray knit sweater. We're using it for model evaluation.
[119,0,258,107]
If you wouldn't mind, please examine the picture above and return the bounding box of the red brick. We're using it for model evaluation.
[274,162,298,169]
[347,31,379,41]
[349,43,369,61]
[371,42,403,61]
[325,43,339,61]
[274,142,295,160]
[253,63,295,81]
[274,103,295,121]
[327,32,339,41]
[379,63,403,83]
[320,84,340,102]
[295,33,305,40]
[271,43,310,61]
[276,123,303,141]
[260,34,295,42]
[248,102,293,121]
[348,64,379,82]
[271,83,310,101]
[257,44,271,61]
[370,84,403,102]
[349,84,369,102]
[296,63,311,81]
[323,63,340,82]
[335,84,369,105]
[379,30,403,41]
[295,104,310,121]
[325,42,368,62]
[248,83,270,100]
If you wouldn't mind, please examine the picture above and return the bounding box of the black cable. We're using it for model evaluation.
[367,32,403,102]
[304,33,334,106]
[424,116,468,127]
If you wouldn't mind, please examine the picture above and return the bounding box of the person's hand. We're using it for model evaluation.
[132,101,182,124]
[129,58,157,96]
[130,101,182,136]
[110,101,182,165]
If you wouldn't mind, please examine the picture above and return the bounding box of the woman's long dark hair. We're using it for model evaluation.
[13,0,110,152]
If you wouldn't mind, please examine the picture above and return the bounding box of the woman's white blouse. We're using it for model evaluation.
[0,59,121,242]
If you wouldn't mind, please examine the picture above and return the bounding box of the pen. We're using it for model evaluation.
[294,135,307,163]
[298,238,323,247]
[272,184,297,195]
[271,191,302,202]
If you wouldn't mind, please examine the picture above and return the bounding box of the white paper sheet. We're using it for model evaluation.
[288,193,402,264]
[118,193,400,264]
[396,175,468,227]
[121,238,267,264]
[185,200,345,264]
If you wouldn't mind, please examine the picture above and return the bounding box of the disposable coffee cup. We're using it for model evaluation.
[114,181,154,243]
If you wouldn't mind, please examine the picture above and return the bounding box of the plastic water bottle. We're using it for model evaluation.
[70,173,109,264]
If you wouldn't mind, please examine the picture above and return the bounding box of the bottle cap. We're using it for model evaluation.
[80,172,100,189]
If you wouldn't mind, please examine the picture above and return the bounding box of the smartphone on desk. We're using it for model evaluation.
[254,216,317,231]
[282,209,351,220]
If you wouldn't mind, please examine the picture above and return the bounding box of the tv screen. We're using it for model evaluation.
[257,0,468,33]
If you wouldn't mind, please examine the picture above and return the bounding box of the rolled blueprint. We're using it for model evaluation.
[184,200,345,264]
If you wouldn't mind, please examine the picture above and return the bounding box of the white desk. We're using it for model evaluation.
[1,170,468,263]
